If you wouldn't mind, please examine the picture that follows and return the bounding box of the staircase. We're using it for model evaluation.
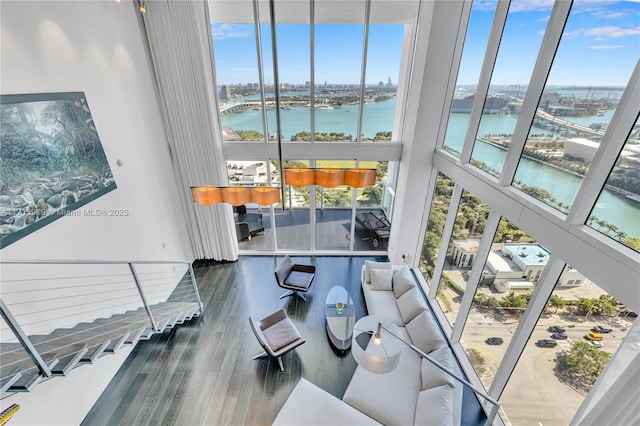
[0,260,203,395]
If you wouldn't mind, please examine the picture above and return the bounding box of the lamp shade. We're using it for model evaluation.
[284,168,315,187]
[344,169,376,188]
[191,186,222,206]
[221,187,251,206]
[352,315,402,374]
[251,186,281,205]
[315,168,345,188]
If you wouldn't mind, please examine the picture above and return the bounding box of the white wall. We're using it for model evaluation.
[1,1,194,423]
[1,0,193,263]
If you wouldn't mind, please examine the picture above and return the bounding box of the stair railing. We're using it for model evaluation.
[0,259,203,377]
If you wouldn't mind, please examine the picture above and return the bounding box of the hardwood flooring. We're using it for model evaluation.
[82,256,485,426]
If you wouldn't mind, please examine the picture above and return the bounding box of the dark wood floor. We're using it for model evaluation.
[82,256,485,426]
[82,256,384,426]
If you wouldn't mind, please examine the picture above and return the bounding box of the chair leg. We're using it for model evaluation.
[277,357,284,372]
[279,290,294,299]
[253,351,268,360]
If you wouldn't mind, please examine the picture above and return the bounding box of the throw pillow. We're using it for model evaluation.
[406,311,446,354]
[370,267,394,291]
[414,385,453,425]
[396,287,427,323]
[392,266,416,298]
[364,260,391,284]
[421,346,455,390]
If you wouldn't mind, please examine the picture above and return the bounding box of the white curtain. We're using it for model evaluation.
[138,0,238,261]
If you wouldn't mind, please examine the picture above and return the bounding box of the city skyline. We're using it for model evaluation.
[212,0,638,87]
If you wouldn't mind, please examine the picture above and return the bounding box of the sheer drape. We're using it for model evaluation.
[138,0,237,260]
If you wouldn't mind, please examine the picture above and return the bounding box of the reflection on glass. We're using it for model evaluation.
[435,190,491,325]
[513,1,640,212]
[277,160,311,250]
[460,218,539,389]
[443,0,498,155]
[419,173,455,283]
[500,264,635,424]
[470,0,552,177]
[315,160,354,251]
[315,23,363,142]
[588,115,640,252]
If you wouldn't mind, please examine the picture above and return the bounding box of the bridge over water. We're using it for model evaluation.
[219,101,261,116]
[533,109,605,138]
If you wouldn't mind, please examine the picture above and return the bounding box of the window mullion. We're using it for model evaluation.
[253,0,269,144]
[459,0,510,164]
[499,0,573,186]
[310,0,315,143]
[356,0,371,144]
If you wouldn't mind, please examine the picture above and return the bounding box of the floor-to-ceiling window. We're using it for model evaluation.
[209,0,417,253]
[421,0,639,424]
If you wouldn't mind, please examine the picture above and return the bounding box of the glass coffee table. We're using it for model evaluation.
[325,286,355,351]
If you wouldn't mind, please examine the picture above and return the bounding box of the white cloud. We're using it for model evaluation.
[584,25,640,39]
[508,0,555,13]
[211,24,252,40]
[588,44,625,49]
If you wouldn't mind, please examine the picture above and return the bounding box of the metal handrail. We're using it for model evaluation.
[0,258,203,382]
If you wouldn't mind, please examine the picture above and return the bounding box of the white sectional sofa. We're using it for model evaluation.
[273,261,463,426]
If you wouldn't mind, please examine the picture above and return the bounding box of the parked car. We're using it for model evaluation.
[551,333,568,340]
[548,326,566,333]
[585,332,604,341]
[486,337,504,345]
[536,339,558,348]
[591,325,613,333]
[587,340,603,348]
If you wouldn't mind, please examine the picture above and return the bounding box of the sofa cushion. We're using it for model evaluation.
[421,346,455,390]
[370,268,394,291]
[343,340,422,426]
[414,385,454,426]
[392,266,416,298]
[396,287,427,324]
[361,282,404,326]
[364,260,391,284]
[273,378,381,425]
[406,311,446,354]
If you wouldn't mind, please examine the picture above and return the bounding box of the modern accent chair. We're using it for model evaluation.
[274,255,315,301]
[355,210,391,248]
[233,205,264,241]
[249,308,305,372]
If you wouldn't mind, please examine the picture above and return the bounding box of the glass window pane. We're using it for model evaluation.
[460,218,541,389]
[277,160,311,250]
[588,115,640,252]
[470,0,553,177]
[277,5,311,141]
[314,18,364,141]
[443,0,498,155]
[435,190,491,326]
[315,160,355,251]
[354,161,390,251]
[419,172,455,283]
[361,1,415,142]
[513,0,640,212]
[500,264,636,424]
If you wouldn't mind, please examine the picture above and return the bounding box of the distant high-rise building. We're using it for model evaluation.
[305,81,310,88]
[378,81,384,88]
[218,85,231,101]
[386,77,393,88]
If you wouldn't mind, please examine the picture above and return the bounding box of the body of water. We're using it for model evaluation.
[221,100,639,240]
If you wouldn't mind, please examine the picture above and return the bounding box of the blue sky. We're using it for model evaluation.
[212,0,639,87]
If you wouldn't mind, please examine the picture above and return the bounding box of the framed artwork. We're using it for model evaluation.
[0,92,116,248]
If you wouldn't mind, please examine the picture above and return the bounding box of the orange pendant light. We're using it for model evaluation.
[191,186,222,206]
[251,186,281,206]
[344,168,376,188]
[315,168,345,188]
[221,187,251,206]
[284,168,315,187]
